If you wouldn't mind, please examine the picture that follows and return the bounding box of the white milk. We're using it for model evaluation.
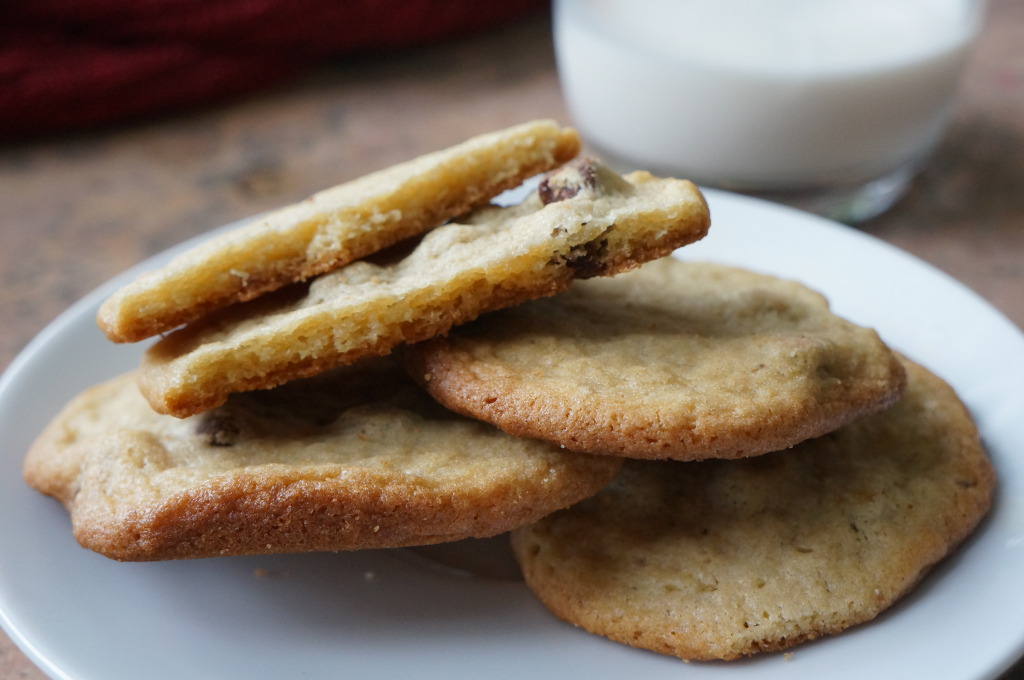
[555,0,982,190]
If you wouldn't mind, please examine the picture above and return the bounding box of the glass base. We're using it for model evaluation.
[721,164,919,225]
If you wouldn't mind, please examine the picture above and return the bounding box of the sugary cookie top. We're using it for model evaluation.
[511,357,994,660]
[23,358,621,561]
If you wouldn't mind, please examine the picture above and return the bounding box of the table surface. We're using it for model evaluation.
[1,2,1022,678]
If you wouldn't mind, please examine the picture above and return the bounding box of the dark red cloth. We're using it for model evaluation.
[0,0,548,140]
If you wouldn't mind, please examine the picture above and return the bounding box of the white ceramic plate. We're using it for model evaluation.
[2,189,1023,680]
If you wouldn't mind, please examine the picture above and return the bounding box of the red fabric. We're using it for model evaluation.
[0,0,548,140]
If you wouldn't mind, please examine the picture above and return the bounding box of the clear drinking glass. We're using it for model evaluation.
[553,0,986,223]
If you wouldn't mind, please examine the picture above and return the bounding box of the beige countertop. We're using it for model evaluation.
[1,1,1022,677]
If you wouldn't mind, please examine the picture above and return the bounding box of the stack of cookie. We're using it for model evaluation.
[23,120,994,662]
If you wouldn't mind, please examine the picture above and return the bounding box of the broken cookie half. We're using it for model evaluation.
[138,158,711,418]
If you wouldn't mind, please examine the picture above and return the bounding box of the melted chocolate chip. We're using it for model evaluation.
[565,238,610,279]
[195,411,240,446]
[539,156,600,205]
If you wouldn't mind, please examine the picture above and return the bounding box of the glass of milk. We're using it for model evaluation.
[553,0,986,223]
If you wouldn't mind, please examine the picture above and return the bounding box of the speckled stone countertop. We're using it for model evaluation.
[1,2,1022,678]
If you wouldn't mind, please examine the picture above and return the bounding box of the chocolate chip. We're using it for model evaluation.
[195,411,240,446]
[565,238,610,278]
[539,156,600,205]
[549,237,611,279]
